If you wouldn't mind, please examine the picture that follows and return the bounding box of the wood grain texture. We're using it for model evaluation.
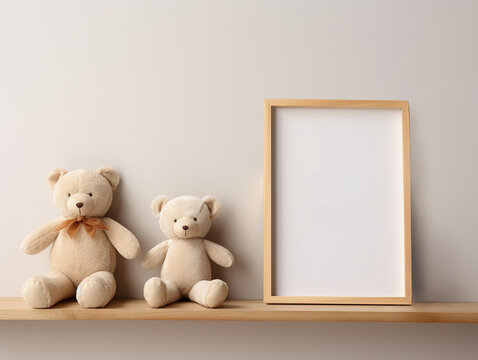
[264,99,412,305]
[264,100,273,301]
[265,99,409,109]
[2,298,478,322]
[401,103,412,303]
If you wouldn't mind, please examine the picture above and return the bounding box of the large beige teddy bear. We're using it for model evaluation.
[142,195,234,308]
[21,167,141,308]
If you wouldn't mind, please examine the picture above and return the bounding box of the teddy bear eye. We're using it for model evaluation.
[174,219,177,223]
[194,218,197,221]
[67,193,71,197]
[89,193,93,197]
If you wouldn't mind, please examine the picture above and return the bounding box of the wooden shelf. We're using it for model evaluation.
[2,298,478,322]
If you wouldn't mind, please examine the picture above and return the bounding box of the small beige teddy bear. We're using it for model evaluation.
[20,167,141,308]
[142,195,234,308]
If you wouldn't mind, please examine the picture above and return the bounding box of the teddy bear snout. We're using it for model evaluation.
[67,193,95,216]
[173,218,199,238]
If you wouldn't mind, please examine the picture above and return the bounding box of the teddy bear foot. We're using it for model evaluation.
[76,271,116,308]
[204,280,229,308]
[144,277,168,308]
[22,276,54,308]
[143,277,181,308]
[189,279,229,308]
[22,271,75,308]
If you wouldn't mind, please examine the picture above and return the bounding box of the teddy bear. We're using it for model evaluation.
[142,195,234,308]
[20,166,141,309]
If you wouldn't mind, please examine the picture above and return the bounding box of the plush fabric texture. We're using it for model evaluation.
[142,195,234,308]
[20,167,140,308]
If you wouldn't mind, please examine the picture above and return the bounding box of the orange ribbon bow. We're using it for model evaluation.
[54,216,109,239]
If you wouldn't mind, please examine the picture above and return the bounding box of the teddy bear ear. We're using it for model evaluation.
[151,195,169,218]
[47,168,67,189]
[202,196,221,220]
[98,166,120,190]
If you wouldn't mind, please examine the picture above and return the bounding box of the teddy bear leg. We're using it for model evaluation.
[188,279,229,308]
[76,271,116,308]
[143,277,180,308]
[22,270,75,308]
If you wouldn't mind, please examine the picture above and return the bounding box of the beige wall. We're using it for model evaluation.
[1,0,478,358]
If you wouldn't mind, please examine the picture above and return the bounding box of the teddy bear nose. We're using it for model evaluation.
[76,202,84,208]
[182,225,189,230]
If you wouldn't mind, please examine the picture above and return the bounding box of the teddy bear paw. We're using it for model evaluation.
[76,276,113,308]
[204,279,229,308]
[144,277,168,308]
[22,276,53,308]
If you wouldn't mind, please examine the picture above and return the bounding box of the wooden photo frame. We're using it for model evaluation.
[264,99,411,305]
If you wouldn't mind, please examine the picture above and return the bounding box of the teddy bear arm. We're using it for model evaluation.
[20,217,63,255]
[141,241,170,269]
[203,240,234,268]
[102,217,141,259]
